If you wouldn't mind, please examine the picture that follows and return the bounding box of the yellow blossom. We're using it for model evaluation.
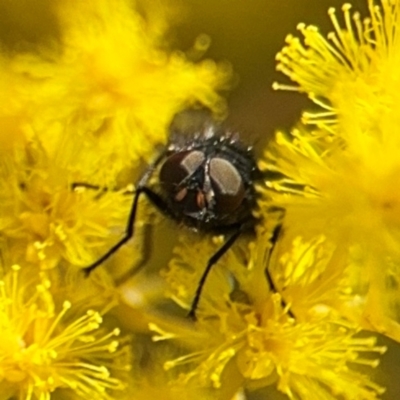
[152,294,385,399]
[159,221,386,398]
[0,143,135,272]
[0,0,230,185]
[262,0,400,340]
[274,1,400,133]
[10,0,229,181]
[0,265,130,400]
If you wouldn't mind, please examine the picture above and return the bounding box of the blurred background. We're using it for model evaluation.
[1,0,398,399]
[0,0,369,146]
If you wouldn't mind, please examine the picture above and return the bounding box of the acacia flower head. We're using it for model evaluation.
[262,0,400,340]
[158,223,386,398]
[0,0,230,185]
[152,293,386,399]
[0,143,135,272]
[0,265,130,400]
[15,0,231,178]
[274,1,400,130]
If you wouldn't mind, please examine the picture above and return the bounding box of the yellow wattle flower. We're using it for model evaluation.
[0,144,134,271]
[151,294,386,399]
[274,1,400,133]
[158,223,386,398]
[0,0,230,184]
[26,0,230,179]
[261,0,400,341]
[0,265,130,400]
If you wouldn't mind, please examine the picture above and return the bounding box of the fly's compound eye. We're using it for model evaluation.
[160,150,205,188]
[160,150,205,204]
[209,157,245,214]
